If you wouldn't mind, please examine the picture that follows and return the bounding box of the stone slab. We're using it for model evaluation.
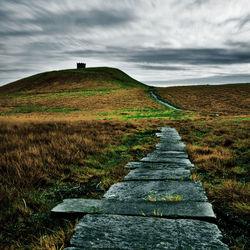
[124,161,194,169]
[67,214,228,249]
[52,199,216,219]
[145,151,189,159]
[156,141,186,151]
[103,181,208,202]
[124,167,191,181]
[141,154,193,165]
[157,134,182,143]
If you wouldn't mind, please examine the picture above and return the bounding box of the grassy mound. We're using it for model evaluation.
[0,67,146,94]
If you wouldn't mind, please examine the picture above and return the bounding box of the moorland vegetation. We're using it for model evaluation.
[0,67,249,249]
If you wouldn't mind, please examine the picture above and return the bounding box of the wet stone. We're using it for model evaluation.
[52,199,216,219]
[156,141,186,151]
[124,161,194,169]
[68,215,228,249]
[124,167,191,181]
[103,181,208,202]
[144,151,188,159]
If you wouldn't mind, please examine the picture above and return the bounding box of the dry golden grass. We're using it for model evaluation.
[0,119,138,190]
[0,117,166,249]
[0,89,165,121]
[155,83,250,115]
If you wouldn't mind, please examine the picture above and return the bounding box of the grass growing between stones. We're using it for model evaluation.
[147,194,182,202]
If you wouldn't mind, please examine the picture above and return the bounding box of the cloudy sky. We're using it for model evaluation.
[1,0,250,86]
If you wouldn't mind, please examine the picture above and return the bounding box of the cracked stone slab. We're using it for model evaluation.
[156,141,186,151]
[124,167,191,181]
[52,199,216,219]
[145,151,189,159]
[103,181,208,202]
[124,161,194,169]
[67,214,228,249]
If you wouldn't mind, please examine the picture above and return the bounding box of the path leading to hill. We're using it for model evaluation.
[52,127,228,249]
[150,91,182,110]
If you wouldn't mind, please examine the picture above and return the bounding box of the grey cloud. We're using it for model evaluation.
[0,68,31,73]
[0,6,135,37]
[0,30,40,37]
[139,65,187,71]
[225,40,250,49]
[63,45,250,67]
[191,0,208,5]
[35,9,135,35]
[127,48,250,65]
[239,14,250,29]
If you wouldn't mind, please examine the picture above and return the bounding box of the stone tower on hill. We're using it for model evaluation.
[77,63,86,69]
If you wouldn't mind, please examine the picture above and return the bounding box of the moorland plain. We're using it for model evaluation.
[0,68,249,249]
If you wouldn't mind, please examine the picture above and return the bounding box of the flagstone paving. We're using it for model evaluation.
[124,161,194,169]
[124,166,191,180]
[65,215,228,250]
[156,141,186,151]
[52,127,228,249]
[103,181,207,201]
[52,199,216,219]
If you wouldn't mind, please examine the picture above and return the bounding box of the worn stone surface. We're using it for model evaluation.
[68,214,228,249]
[141,154,193,165]
[156,141,186,151]
[156,133,182,141]
[124,161,194,169]
[58,126,228,249]
[145,151,188,159]
[124,167,190,180]
[52,199,216,219]
[103,181,208,202]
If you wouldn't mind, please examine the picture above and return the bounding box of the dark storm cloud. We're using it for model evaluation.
[127,48,250,65]
[33,9,135,34]
[0,9,11,21]
[64,45,250,68]
[139,65,187,71]
[0,9,135,37]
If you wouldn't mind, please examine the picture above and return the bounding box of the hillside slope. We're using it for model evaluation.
[0,67,168,118]
[0,67,146,94]
[155,83,250,115]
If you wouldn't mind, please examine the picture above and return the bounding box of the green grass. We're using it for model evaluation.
[0,106,81,115]
[90,108,190,120]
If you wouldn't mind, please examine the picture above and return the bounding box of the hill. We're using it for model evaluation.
[0,67,168,118]
[0,67,146,94]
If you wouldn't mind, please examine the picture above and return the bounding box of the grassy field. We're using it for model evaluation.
[0,68,249,249]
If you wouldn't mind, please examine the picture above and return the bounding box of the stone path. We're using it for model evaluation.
[52,127,228,249]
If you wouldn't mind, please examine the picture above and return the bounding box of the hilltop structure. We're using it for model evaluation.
[77,62,86,69]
